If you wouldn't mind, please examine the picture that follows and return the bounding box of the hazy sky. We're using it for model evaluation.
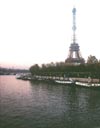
[0,0,100,68]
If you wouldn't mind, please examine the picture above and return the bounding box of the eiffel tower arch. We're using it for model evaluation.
[65,42,85,64]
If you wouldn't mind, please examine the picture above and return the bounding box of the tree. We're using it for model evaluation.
[29,64,40,75]
[87,55,98,64]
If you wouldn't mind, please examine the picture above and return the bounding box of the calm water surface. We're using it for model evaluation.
[0,76,100,128]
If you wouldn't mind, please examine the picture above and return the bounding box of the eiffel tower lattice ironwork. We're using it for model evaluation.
[65,7,85,64]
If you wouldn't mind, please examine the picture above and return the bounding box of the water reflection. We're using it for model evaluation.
[0,76,100,128]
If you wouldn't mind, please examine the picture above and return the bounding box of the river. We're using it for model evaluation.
[0,75,100,128]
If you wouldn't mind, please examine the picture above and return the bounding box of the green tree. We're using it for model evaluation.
[87,55,98,64]
[29,64,40,75]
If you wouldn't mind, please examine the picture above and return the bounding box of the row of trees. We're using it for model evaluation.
[29,55,100,78]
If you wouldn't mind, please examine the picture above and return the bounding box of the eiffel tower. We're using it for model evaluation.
[65,7,85,64]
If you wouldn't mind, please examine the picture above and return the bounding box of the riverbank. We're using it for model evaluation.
[16,74,100,83]
[72,77,100,83]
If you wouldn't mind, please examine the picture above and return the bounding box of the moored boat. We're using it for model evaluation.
[75,81,100,88]
[16,73,32,80]
[16,74,22,79]
[55,78,75,85]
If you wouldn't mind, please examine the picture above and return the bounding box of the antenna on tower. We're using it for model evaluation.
[72,7,76,44]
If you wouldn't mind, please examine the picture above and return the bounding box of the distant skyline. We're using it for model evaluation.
[0,0,100,69]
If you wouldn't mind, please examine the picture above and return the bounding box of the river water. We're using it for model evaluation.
[0,76,100,128]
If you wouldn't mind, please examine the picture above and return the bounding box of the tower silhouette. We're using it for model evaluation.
[65,7,85,64]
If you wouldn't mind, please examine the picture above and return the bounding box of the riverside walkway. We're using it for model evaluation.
[17,74,100,83]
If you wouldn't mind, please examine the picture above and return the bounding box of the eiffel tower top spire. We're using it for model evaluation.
[72,7,76,44]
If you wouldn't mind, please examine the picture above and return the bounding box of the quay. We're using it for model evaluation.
[16,73,100,88]
[16,73,100,83]
[16,74,70,81]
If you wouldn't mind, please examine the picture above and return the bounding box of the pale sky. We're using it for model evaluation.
[0,0,100,69]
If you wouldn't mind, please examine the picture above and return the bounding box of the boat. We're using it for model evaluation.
[75,81,100,88]
[16,73,31,80]
[16,74,22,79]
[55,78,75,85]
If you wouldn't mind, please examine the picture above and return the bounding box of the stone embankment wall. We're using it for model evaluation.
[72,78,100,83]
[19,74,100,83]
[34,75,100,83]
